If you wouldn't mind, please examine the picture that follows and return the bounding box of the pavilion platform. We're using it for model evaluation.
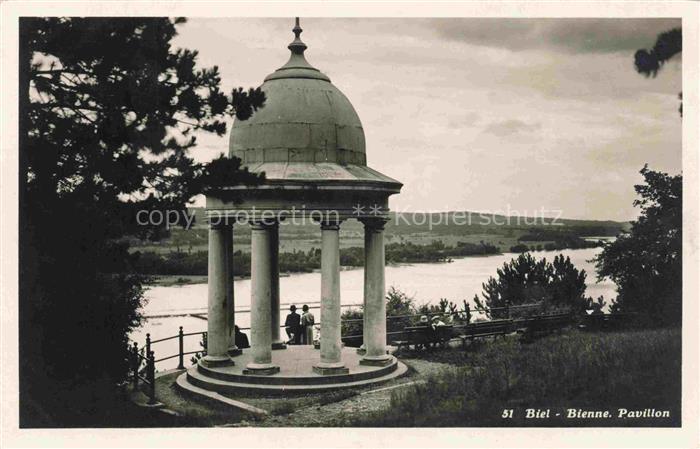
[178,345,408,396]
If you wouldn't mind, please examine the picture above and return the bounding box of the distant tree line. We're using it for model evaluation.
[131,240,501,277]
[510,233,601,253]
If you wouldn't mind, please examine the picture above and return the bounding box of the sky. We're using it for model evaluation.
[173,18,682,222]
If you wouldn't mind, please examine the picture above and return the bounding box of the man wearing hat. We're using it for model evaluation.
[415,315,430,349]
[431,315,446,329]
[431,315,448,348]
[285,305,301,345]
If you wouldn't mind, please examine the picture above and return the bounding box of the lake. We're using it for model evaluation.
[131,246,616,368]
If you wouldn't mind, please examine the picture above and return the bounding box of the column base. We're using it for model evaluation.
[228,346,242,357]
[200,355,234,368]
[313,362,349,375]
[271,341,287,350]
[360,354,393,367]
[243,363,280,375]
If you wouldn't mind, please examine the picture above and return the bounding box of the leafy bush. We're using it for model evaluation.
[386,287,419,333]
[341,287,435,347]
[417,298,472,326]
[340,308,364,347]
[341,288,475,347]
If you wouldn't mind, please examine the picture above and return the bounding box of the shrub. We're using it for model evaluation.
[386,287,418,333]
[341,308,364,348]
[341,287,421,347]
[474,253,589,318]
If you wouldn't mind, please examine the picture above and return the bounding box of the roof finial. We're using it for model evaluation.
[294,17,301,39]
[288,17,307,55]
[266,16,330,82]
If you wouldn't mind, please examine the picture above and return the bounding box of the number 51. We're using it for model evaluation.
[502,409,514,418]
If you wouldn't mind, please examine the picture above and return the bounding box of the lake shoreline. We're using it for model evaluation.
[143,249,584,286]
[132,246,615,371]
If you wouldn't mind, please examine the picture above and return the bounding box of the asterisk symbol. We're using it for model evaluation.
[352,204,365,216]
[369,204,382,216]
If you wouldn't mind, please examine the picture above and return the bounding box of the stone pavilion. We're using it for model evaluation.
[178,18,407,395]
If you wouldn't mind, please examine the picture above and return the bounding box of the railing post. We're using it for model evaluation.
[147,350,156,405]
[145,333,151,358]
[132,342,139,389]
[177,326,185,369]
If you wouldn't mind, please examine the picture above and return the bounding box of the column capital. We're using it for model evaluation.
[249,220,279,231]
[360,217,389,231]
[319,219,342,231]
[209,222,232,230]
[207,210,234,228]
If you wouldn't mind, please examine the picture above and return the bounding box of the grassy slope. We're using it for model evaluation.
[350,328,681,427]
[146,328,681,428]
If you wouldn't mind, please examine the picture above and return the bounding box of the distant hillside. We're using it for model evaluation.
[125,207,627,256]
[186,207,629,235]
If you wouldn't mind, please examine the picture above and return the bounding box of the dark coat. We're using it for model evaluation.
[285,311,302,344]
[235,329,250,349]
[285,311,301,329]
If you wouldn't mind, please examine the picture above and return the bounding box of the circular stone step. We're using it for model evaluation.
[185,345,408,395]
[197,356,398,385]
[185,360,409,396]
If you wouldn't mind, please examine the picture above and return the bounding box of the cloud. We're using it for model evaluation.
[482,119,541,136]
[176,18,682,221]
[447,112,480,129]
[430,18,681,54]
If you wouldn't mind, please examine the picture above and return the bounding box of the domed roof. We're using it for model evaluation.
[228,19,400,188]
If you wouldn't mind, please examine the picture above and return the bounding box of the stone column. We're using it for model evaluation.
[270,223,286,349]
[360,218,392,366]
[244,222,280,375]
[226,225,241,356]
[202,223,234,367]
[313,220,348,375]
[356,228,369,355]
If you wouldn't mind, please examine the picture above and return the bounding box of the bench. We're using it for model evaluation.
[519,313,572,340]
[456,319,514,348]
[393,325,453,351]
[581,312,634,331]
